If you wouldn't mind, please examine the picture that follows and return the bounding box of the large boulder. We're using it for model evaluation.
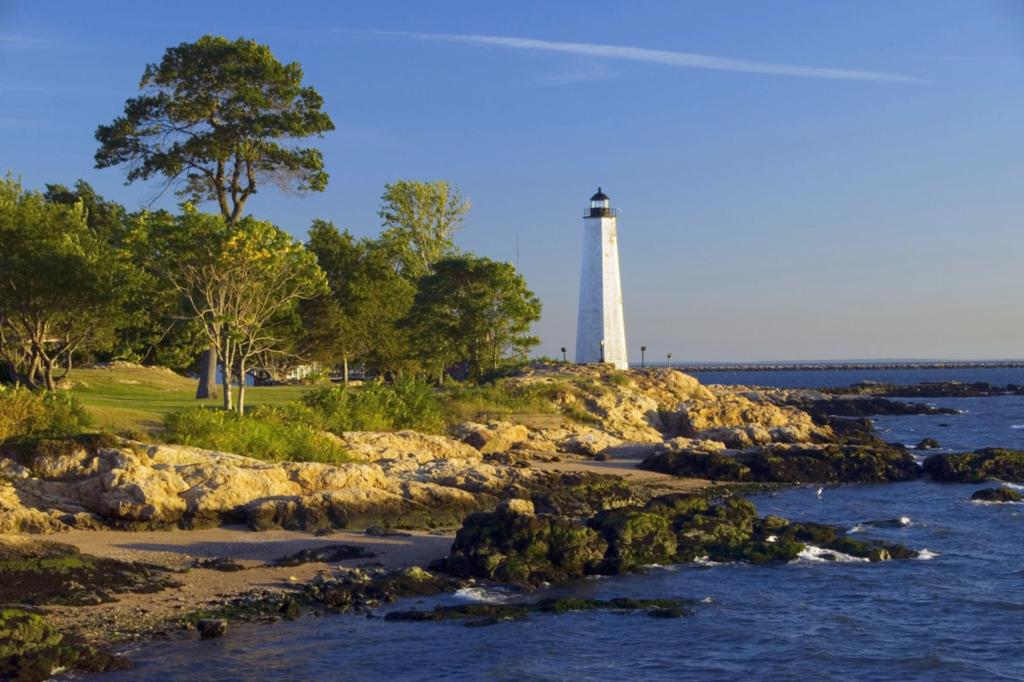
[1,436,508,532]
[590,509,677,573]
[339,431,481,464]
[436,491,920,585]
[439,505,608,586]
[558,429,625,457]
[0,479,67,533]
[641,442,921,484]
[923,449,1024,483]
[456,421,530,454]
[970,486,1024,503]
[674,392,827,445]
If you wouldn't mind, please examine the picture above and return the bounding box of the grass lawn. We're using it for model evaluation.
[69,366,313,436]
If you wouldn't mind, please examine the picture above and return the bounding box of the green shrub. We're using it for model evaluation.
[303,378,445,434]
[163,407,352,464]
[0,386,92,444]
[441,381,562,423]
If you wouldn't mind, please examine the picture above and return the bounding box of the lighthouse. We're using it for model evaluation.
[575,187,628,369]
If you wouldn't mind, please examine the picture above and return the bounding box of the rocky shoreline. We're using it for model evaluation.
[3,366,1022,679]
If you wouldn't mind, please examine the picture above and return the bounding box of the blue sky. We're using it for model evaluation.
[3,1,1024,361]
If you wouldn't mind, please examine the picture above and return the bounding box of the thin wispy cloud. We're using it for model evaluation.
[390,32,923,83]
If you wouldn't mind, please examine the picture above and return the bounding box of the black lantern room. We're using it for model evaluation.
[587,187,616,218]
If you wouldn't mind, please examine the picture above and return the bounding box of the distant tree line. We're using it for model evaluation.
[0,35,541,410]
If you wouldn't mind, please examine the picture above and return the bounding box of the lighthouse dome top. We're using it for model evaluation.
[586,187,616,218]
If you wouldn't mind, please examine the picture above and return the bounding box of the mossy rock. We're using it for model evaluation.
[0,540,176,606]
[243,493,493,533]
[675,516,751,553]
[825,536,916,561]
[440,509,608,586]
[971,486,1024,503]
[591,509,677,573]
[642,442,921,484]
[924,449,1024,483]
[384,597,693,625]
[709,539,804,564]
[640,451,752,481]
[530,472,648,517]
[771,521,839,546]
[642,493,711,518]
[0,608,129,681]
[438,491,922,583]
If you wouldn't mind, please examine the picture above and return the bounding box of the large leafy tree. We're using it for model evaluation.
[163,207,327,413]
[0,177,136,389]
[406,256,541,382]
[304,221,416,382]
[44,183,205,371]
[379,180,470,278]
[95,34,335,398]
[95,35,335,223]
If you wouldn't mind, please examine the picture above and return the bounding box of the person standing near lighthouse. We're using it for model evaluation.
[575,188,628,369]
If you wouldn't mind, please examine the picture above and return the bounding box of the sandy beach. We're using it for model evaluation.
[20,526,453,645]
[13,452,709,645]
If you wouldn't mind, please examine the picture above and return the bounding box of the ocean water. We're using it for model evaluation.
[94,371,1024,681]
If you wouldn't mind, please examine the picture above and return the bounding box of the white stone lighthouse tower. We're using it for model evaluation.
[575,188,628,369]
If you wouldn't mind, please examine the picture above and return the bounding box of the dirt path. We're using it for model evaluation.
[535,447,710,495]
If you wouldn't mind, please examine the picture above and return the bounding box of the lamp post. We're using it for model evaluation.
[560,347,567,363]
[640,346,647,368]
[599,340,605,364]
[666,352,672,368]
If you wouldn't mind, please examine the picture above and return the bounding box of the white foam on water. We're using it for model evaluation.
[917,549,939,560]
[795,545,870,564]
[1010,424,1024,430]
[453,586,514,603]
[1004,482,1024,491]
[848,524,866,534]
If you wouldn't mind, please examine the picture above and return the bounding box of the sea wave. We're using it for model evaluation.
[917,549,939,560]
[1010,424,1024,430]
[453,586,515,603]
[794,545,870,563]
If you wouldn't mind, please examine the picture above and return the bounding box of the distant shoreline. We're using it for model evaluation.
[648,361,1024,372]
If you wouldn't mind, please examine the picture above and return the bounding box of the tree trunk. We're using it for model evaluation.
[196,347,219,400]
[237,359,247,416]
[342,354,349,388]
[42,356,56,391]
[220,340,234,412]
[222,368,234,411]
[26,353,41,389]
